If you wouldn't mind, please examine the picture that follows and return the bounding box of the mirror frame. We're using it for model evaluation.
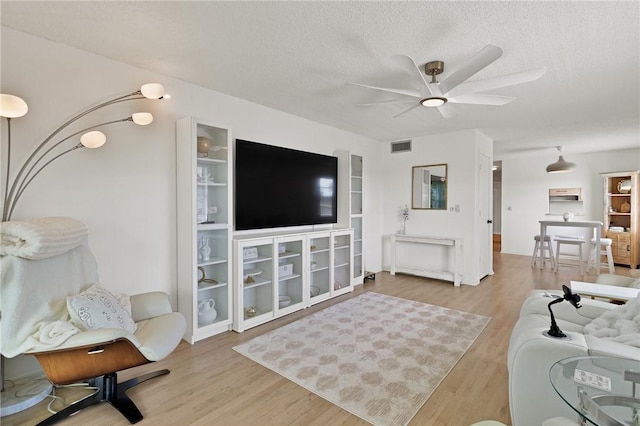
[411,163,448,210]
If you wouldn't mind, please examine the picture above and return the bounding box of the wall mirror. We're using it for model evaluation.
[412,164,447,209]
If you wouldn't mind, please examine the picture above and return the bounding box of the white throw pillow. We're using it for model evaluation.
[67,283,137,333]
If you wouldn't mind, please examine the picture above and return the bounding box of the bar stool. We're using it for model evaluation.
[554,236,586,276]
[588,237,615,274]
[531,234,555,268]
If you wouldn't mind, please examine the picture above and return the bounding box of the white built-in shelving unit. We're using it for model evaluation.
[233,229,353,332]
[335,150,364,284]
[176,117,233,343]
[176,123,358,339]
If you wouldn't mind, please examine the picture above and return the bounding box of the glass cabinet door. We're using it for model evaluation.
[196,226,229,328]
[309,232,331,305]
[351,217,363,280]
[239,239,274,328]
[275,235,305,313]
[332,230,353,296]
[351,154,364,284]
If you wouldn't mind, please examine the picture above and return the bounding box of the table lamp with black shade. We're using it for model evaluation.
[546,285,582,338]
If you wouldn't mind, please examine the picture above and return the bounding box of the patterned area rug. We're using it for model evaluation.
[233,292,491,426]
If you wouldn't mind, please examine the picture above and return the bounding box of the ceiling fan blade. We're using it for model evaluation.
[357,99,417,106]
[439,45,503,95]
[346,82,421,98]
[427,82,444,97]
[394,54,432,93]
[448,94,516,105]
[393,103,422,118]
[447,67,547,97]
[437,103,454,119]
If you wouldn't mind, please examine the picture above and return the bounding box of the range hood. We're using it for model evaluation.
[549,187,582,201]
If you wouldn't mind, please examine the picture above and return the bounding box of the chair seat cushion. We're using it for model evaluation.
[135,312,186,361]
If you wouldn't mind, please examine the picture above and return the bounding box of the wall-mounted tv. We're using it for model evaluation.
[235,139,338,231]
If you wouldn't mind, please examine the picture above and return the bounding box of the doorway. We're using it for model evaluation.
[493,160,502,252]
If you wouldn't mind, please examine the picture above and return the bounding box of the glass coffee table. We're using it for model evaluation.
[549,356,640,426]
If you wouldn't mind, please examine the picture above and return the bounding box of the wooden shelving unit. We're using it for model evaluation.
[602,171,640,268]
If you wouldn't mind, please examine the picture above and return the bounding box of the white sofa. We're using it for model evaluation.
[507,290,639,426]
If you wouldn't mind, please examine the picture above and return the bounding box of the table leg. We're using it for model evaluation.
[454,241,460,287]
[390,235,396,275]
[595,225,601,275]
[539,223,546,270]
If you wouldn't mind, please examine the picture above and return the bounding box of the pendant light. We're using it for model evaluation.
[546,146,576,173]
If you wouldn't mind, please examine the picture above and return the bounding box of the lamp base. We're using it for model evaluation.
[1,377,52,417]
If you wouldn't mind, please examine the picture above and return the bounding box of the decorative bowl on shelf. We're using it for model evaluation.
[278,295,292,308]
[243,269,262,283]
[197,136,211,157]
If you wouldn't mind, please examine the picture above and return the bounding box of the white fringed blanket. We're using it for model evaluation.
[0,217,97,357]
[584,296,640,347]
[1,217,88,259]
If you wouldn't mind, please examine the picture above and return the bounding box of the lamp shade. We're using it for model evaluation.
[140,83,165,99]
[80,131,107,148]
[132,112,153,125]
[546,156,576,173]
[0,94,28,118]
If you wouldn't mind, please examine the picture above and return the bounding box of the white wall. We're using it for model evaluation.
[1,27,383,299]
[499,147,640,256]
[379,129,492,285]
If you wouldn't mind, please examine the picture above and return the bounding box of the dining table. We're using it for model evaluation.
[538,220,604,274]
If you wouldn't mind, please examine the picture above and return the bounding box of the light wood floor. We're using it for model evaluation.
[4,253,632,426]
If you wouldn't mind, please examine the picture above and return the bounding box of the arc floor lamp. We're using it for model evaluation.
[0,83,167,222]
[0,83,167,416]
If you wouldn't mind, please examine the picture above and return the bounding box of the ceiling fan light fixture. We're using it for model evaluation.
[421,97,447,107]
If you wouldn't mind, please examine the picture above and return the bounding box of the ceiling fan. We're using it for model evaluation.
[348,45,546,119]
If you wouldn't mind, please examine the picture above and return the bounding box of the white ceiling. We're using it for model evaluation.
[2,1,639,157]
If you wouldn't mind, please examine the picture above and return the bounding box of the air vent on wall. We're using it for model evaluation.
[390,140,412,153]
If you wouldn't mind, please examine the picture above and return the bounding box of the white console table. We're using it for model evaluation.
[389,234,463,286]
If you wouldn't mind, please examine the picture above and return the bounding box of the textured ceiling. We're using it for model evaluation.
[2,1,639,156]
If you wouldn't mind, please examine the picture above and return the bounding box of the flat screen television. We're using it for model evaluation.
[235,139,338,231]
